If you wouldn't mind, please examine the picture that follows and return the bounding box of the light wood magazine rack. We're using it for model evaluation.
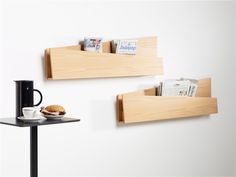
[117,78,218,124]
[45,37,163,80]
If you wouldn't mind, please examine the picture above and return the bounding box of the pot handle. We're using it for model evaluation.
[33,89,43,106]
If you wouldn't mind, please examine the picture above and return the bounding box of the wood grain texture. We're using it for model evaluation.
[48,50,163,80]
[121,96,218,123]
[102,41,112,53]
[119,88,156,97]
[45,37,160,80]
[117,78,218,123]
[196,78,211,97]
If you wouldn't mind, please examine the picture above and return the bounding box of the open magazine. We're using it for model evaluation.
[159,78,198,97]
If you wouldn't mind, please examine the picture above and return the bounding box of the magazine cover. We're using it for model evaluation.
[116,39,137,55]
[84,37,102,52]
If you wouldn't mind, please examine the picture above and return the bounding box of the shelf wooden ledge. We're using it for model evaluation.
[45,36,163,80]
[117,78,218,124]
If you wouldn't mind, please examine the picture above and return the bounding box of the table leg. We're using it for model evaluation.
[30,126,38,177]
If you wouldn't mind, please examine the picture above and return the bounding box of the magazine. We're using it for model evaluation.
[180,78,198,97]
[160,78,198,97]
[112,39,137,55]
[84,37,102,52]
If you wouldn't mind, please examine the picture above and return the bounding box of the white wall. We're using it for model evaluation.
[0,0,4,176]
[0,1,235,177]
[234,7,236,175]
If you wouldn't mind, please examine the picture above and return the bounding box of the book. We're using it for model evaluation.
[84,37,102,53]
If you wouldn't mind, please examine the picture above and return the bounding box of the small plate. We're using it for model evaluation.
[43,114,64,120]
[17,116,45,122]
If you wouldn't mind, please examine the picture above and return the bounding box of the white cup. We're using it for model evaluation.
[22,107,39,118]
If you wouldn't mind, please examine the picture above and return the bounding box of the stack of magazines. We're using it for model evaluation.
[158,78,198,97]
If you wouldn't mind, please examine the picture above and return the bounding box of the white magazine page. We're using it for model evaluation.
[161,80,191,96]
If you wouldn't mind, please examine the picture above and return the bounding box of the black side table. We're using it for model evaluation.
[0,117,80,177]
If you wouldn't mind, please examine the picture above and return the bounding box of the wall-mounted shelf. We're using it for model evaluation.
[45,37,163,80]
[117,78,218,124]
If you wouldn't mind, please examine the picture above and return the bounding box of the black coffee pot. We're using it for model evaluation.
[15,80,43,118]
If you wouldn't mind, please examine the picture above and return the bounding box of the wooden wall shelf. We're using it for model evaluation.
[45,37,163,80]
[117,78,218,124]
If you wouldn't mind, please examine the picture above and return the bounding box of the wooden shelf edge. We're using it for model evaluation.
[119,96,218,124]
[45,49,52,79]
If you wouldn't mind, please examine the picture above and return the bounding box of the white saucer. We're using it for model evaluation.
[17,116,45,122]
[43,114,64,120]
